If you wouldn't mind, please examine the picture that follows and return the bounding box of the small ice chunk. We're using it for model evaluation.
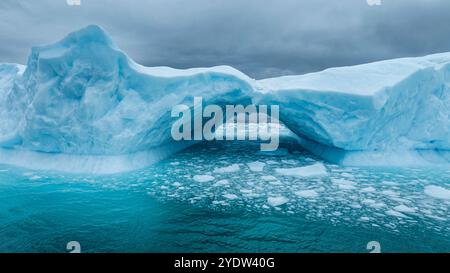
[360,186,376,193]
[172,182,182,187]
[247,161,266,172]
[424,185,450,200]
[261,175,277,181]
[394,205,416,214]
[362,199,385,209]
[362,199,376,205]
[244,193,260,198]
[294,190,319,198]
[269,180,283,185]
[193,175,215,182]
[369,202,386,209]
[386,209,407,218]
[275,163,327,177]
[349,203,362,209]
[223,194,238,200]
[214,164,240,174]
[331,178,357,190]
[427,215,446,221]
[213,179,229,187]
[267,196,289,207]
[381,190,399,197]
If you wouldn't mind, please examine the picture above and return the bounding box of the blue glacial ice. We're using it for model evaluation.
[0,25,449,173]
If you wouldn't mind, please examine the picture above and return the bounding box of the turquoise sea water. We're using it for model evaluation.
[0,140,449,253]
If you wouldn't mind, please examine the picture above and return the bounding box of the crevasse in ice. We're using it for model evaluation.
[0,25,448,173]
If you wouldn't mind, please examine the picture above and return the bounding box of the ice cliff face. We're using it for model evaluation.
[0,25,448,173]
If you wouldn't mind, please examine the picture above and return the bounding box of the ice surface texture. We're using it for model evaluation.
[0,25,449,173]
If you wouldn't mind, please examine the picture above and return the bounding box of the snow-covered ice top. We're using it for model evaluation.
[0,25,449,173]
[258,52,450,95]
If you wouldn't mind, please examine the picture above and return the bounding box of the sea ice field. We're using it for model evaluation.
[0,136,448,253]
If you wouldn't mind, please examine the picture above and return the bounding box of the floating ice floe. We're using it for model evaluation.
[294,190,319,199]
[172,182,182,187]
[394,204,416,214]
[275,163,327,177]
[267,196,289,207]
[247,161,266,172]
[381,190,399,197]
[331,178,357,190]
[386,209,408,218]
[261,175,278,181]
[193,175,215,183]
[360,186,376,193]
[223,194,239,200]
[361,199,386,209]
[424,185,450,200]
[213,179,230,187]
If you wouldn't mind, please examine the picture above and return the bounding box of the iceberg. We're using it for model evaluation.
[255,52,450,166]
[0,25,253,173]
[0,25,449,173]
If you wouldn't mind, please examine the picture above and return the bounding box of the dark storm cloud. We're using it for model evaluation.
[1,0,450,78]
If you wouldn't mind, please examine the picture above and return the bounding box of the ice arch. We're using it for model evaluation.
[0,25,449,173]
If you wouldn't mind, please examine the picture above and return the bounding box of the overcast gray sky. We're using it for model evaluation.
[1,0,450,78]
